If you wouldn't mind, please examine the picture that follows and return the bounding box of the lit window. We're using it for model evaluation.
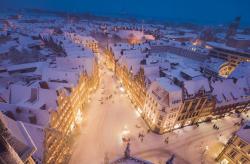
[239,157,248,164]
[228,149,238,159]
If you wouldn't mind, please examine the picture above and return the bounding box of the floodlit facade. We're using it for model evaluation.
[143,78,182,133]
[65,32,99,54]
[207,42,250,77]
[43,67,99,164]
[143,76,215,134]
[216,121,250,164]
[105,43,149,110]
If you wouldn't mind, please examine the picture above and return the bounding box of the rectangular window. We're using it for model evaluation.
[239,157,248,164]
[190,100,198,111]
[197,98,205,110]
[228,149,237,159]
[238,141,247,148]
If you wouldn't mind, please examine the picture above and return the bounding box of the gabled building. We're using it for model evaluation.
[174,76,215,128]
[143,78,182,133]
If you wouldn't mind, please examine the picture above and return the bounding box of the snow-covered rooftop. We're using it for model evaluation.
[148,77,182,108]
[0,112,36,161]
[10,84,58,112]
[202,57,227,73]
[23,122,45,162]
[211,77,250,107]
[183,76,210,96]
[207,41,250,55]
[229,62,250,79]
[0,40,18,54]
[236,121,250,144]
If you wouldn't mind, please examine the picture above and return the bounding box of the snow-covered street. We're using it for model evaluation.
[1,6,250,164]
[69,56,249,164]
[69,63,143,163]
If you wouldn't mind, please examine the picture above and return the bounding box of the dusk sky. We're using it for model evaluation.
[1,0,250,26]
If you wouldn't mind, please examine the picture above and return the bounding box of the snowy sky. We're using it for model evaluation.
[1,0,250,26]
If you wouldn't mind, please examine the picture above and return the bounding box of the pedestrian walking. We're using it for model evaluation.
[164,138,168,144]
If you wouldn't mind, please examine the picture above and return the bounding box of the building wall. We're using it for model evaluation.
[143,88,215,134]
[143,92,181,134]
[42,61,99,164]
[216,135,250,164]
[213,101,250,116]
[209,48,250,67]
[175,94,215,128]
[115,64,146,110]
[150,45,208,61]
[104,48,116,71]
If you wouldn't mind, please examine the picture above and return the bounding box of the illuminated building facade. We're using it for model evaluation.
[207,42,250,77]
[143,78,182,133]
[174,87,215,128]
[116,63,146,110]
[104,46,116,71]
[43,58,99,164]
[216,121,250,164]
[143,77,215,134]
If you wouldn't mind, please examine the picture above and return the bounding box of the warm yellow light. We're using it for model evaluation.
[137,107,142,114]
[135,110,140,118]
[75,109,83,124]
[221,159,229,164]
[174,123,181,129]
[119,125,130,144]
[119,87,125,92]
[70,123,74,131]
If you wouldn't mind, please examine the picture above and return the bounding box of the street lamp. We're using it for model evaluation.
[119,87,125,92]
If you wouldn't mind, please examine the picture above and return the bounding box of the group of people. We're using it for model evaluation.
[164,137,169,144]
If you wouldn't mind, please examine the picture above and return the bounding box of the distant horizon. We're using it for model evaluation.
[1,0,250,27]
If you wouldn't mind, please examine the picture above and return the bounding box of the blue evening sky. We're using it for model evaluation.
[1,0,250,26]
